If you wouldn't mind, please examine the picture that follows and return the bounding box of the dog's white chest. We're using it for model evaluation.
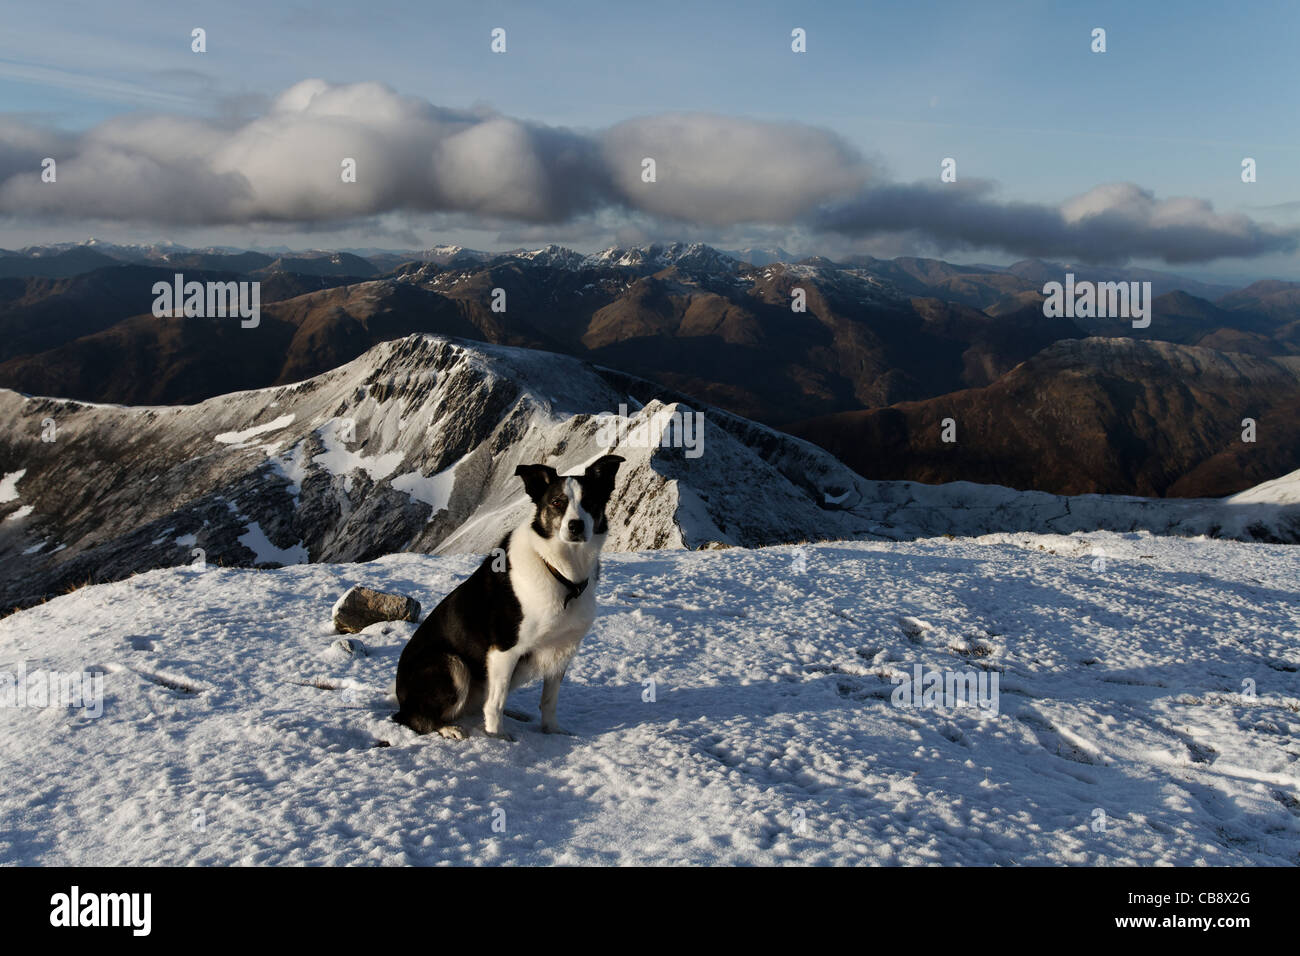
[507,541,597,673]
[508,596,593,686]
[517,591,594,651]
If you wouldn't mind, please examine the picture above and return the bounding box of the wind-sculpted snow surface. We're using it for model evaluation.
[0,534,1296,865]
[2,334,1299,611]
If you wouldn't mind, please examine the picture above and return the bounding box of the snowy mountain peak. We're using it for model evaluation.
[513,244,588,269]
[2,333,1299,611]
[582,242,738,275]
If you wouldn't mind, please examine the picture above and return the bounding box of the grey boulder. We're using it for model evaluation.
[331,585,420,634]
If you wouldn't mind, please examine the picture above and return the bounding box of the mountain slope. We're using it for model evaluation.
[4,334,1300,612]
[790,337,1300,498]
[0,247,120,278]
[0,248,1093,423]
[0,280,490,404]
[0,264,364,367]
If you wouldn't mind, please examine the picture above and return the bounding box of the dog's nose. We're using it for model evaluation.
[567,520,586,536]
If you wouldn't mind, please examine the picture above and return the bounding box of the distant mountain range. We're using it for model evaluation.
[1,239,1298,502]
[790,337,1300,497]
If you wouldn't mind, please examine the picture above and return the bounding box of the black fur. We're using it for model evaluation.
[393,533,521,732]
[516,464,561,538]
[579,455,621,534]
[393,455,625,736]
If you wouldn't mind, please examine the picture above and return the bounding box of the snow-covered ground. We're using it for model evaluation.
[1,531,1297,865]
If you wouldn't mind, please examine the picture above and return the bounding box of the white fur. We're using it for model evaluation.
[482,489,608,736]
[560,477,593,544]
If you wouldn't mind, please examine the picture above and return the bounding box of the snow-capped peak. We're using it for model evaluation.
[582,242,738,274]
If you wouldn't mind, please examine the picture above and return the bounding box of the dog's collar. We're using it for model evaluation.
[541,557,589,608]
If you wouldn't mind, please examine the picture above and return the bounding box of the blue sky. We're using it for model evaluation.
[2,0,1297,278]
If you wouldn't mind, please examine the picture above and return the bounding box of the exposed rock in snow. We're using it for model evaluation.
[331,585,421,634]
[578,242,740,276]
[326,636,369,659]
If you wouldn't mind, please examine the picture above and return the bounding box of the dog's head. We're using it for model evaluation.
[515,455,625,545]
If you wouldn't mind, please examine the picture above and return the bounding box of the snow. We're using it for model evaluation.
[391,461,459,519]
[312,418,404,490]
[0,469,24,503]
[214,414,295,445]
[1227,467,1300,506]
[236,522,307,565]
[1,531,1296,865]
[5,505,33,522]
[267,441,309,504]
[266,419,407,503]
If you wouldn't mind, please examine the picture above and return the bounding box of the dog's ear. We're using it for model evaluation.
[514,463,559,502]
[584,454,625,488]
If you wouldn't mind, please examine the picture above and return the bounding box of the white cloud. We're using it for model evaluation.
[0,79,1294,264]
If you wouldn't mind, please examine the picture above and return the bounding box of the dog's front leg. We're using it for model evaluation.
[483,648,519,741]
[540,669,573,735]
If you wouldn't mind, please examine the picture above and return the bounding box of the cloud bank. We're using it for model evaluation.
[0,79,1293,264]
[813,180,1295,264]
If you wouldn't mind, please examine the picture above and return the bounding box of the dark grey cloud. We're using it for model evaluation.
[0,117,73,183]
[813,180,1298,264]
[0,79,1293,264]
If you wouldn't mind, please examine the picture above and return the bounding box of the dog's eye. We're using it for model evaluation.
[550,499,565,510]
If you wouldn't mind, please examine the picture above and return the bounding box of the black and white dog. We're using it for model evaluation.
[394,455,624,740]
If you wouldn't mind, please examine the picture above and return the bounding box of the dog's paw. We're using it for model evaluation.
[541,724,576,736]
[436,725,468,741]
[485,729,517,742]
